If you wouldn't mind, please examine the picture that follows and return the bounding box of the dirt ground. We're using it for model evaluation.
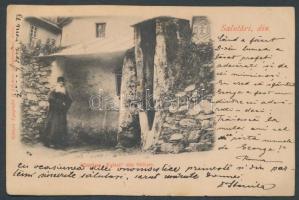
[23,142,150,159]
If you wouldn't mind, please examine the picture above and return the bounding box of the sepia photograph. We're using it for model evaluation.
[6,6,295,196]
[20,15,215,154]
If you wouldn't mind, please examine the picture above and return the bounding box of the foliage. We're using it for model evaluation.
[118,114,141,148]
[20,38,61,145]
[20,38,63,65]
[69,125,118,147]
[180,41,214,94]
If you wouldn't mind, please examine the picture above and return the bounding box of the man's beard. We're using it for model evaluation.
[55,84,66,94]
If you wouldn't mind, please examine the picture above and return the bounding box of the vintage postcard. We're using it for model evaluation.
[6,5,295,196]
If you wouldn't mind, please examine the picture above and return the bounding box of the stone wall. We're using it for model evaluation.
[21,60,51,144]
[157,17,214,153]
[20,41,61,144]
[156,17,215,153]
[158,85,214,153]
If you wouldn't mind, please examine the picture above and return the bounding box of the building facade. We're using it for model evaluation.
[21,17,62,48]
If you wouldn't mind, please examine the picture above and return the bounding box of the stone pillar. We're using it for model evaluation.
[134,26,144,103]
[130,16,215,153]
[117,48,141,147]
[138,17,191,152]
[153,19,168,103]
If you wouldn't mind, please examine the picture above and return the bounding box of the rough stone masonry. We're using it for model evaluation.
[118,16,215,153]
[21,60,52,144]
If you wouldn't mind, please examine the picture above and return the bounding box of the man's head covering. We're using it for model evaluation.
[57,76,65,83]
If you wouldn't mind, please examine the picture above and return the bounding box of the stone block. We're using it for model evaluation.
[189,142,212,151]
[36,118,43,124]
[187,103,202,116]
[165,116,176,124]
[187,130,200,143]
[40,71,48,76]
[160,142,184,153]
[169,133,184,142]
[161,128,174,135]
[30,105,39,112]
[191,90,199,98]
[179,118,197,127]
[39,77,49,83]
[169,105,178,113]
[191,16,211,44]
[162,123,177,130]
[38,100,48,108]
[184,84,196,92]
[24,88,35,93]
[175,91,186,97]
[201,119,213,129]
[196,114,214,121]
[27,94,38,101]
[178,105,188,112]
[199,100,213,114]
[174,115,185,121]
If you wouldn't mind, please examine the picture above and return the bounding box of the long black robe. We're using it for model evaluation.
[42,90,72,148]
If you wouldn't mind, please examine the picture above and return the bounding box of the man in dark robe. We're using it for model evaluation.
[42,76,72,149]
